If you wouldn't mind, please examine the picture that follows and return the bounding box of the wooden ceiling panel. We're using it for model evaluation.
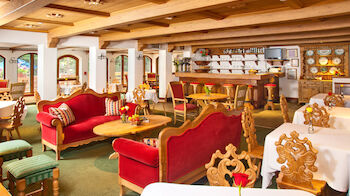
[24,7,93,23]
[5,20,59,31]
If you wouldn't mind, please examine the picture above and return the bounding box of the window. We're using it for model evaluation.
[115,55,128,86]
[57,55,79,85]
[17,53,37,93]
[0,55,5,79]
[143,56,152,81]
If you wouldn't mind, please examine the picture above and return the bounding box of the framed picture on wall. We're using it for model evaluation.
[291,59,299,67]
[287,68,297,80]
[287,49,298,59]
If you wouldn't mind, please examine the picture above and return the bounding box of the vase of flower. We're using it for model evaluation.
[306,106,314,134]
[119,106,129,123]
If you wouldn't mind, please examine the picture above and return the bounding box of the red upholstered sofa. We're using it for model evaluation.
[113,104,242,195]
[36,88,137,160]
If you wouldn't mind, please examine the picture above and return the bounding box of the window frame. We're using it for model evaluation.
[0,55,6,79]
[57,55,79,83]
[115,55,128,86]
[17,53,37,94]
[143,55,152,81]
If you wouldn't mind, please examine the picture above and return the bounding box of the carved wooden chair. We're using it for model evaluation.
[241,106,263,175]
[324,94,344,107]
[169,81,198,124]
[0,92,12,101]
[275,131,326,195]
[303,103,330,128]
[280,94,290,123]
[133,87,149,115]
[0,97,25,140]
[223,85,248,110]
[205,144,258,188]
[9,82,26,101]
[34,90,41,103]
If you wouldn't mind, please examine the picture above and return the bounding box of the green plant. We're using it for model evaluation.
[199,49,210,57]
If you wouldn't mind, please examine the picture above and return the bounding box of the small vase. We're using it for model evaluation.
[121,114,127,123]
[308,121,314,134]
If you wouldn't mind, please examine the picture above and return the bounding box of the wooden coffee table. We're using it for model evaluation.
[93,115,172,139]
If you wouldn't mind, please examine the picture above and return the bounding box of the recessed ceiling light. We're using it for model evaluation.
[46,13,64,18]
[24,24,39,28]
[280,0,287,1]
[89,31,96,34]
[84,0,103,5]
[164,16,174,20]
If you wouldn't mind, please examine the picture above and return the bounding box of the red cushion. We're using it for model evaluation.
[0,81,7,88]
[166,112,242,182]
[205,83,215,86]
[190,82,200,85]
[248,85,253,88]
[264,84,276,87]
[223,84,234,87]
[170,83,184,99]
[174,103,197,111]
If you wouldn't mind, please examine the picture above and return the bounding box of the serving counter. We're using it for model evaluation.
[175,72,285,108]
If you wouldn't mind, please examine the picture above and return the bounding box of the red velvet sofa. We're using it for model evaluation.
[113,104,242,195]
[36,88,137,160]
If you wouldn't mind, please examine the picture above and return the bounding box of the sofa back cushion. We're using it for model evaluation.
[42,94,118,121]
[166,112,242,182]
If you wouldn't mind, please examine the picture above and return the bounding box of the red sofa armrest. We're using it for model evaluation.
[36,112,60,127]
[126,102,138,116]
[113,138,159,167]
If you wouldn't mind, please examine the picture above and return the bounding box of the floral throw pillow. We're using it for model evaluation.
[49,103,75,126]
[105,98,125,116]
[143,138,159,148]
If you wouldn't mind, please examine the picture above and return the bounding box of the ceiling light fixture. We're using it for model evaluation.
[46,13,64,18]
[24,24,39,28]
[84,0,103,5]
[164,16,174,20]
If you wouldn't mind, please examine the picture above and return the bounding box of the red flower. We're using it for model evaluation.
[232,173,250,187]
[200,51,203,53]
[328,92,332,96]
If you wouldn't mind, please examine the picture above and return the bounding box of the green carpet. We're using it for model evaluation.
[2,103,298,195]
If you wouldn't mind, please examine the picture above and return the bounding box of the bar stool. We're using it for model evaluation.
[190,82,200,94]
[205,83,215,92]
[264,83,276,110]
[0,140,32,184]
[6,154,59,196]
[244,85,254,110]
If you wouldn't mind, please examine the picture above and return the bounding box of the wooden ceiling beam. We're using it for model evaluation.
[0,26,48,33]
[108,28,130,33]
[18,17,74,26]
[100,1,350,42]
[48,37,60,48]
[9,44,33,50]
[282,0,303,9]
[0,0,56,26]
[142,21,169,27]
[197,11,226,20]
[139,15,350,44]
[45,4,110,17]
[48,0,244,39]
[171,28,350,46]
[144,0,168,4]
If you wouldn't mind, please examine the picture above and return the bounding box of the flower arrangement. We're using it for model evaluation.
[128,114,143,125]
[204,86,211,95]
[199,49,210,57]
[139,83,150,90]
[232,173,250,196]
[120,106,129,123]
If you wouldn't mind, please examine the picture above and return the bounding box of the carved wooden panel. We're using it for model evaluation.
[12,97,25,126]
[275,131,318,190]
[324,94,344,107]
[0,92,12,101]
[303,103,330,127]
[205,144,257,188]
[241,107,259,153]
[280,94,290,123]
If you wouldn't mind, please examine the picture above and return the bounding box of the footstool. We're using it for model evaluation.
[5,154,59,196]
[0,140,32,184]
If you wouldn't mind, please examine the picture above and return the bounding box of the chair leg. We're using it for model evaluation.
[0,158,3,184]
[184,110,187,122]
[163,102,166,116]
[16,179,26,196]
[43,179,50,196]
[6,130,10,141]
[119,176,125,196]
[56,150,61,161]
[7,172,15,195]
[52,168,59,196]
[26,149,32,158]
[42,144,47,152]
[15,127,21,139]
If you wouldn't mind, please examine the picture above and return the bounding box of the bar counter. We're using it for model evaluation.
[175,72,285,108]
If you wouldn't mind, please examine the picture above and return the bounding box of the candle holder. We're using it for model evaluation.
[308,120,314,134]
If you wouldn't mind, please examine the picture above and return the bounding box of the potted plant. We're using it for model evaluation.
[194,48,211,66]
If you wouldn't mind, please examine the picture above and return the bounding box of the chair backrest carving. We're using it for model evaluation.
[324,94,344,107]
[205,144,257,188]
[275,131,318,189]
[241,107,259,153]
[303,103,330,127]
[11,97,25,126]
[280,94,290,123]
[9,82,26,101]
[133,87,146,106]
[234,85,248,110]
[0,92,12,101]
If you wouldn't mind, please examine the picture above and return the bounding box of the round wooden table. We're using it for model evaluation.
[187,93,228,107]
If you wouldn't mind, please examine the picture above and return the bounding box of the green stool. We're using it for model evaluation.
[0,140,32,184]
[6,154,59,196]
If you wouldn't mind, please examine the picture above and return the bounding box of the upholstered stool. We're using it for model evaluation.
[205,83,215,92]
[244,85,254,110]
[264,83,276,110]
[190,82,200,94]
[6,154,59,196]
[0,140,32,184]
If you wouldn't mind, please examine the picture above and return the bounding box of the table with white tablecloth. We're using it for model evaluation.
[261,123,350,192]
[292,104,350,130]
[126,89,159,103]
[0,101,27,120]
[309,93,350,107]
[141,182,314,196]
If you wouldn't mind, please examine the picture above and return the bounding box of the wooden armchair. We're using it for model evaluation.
[9,82,26,101]
[169,81,198,124]
[303,103,330,128]
[324,94,344,107]
[205,144,258,188]
[0,97,25,140]
[280,94,290,123]
[133,87,149,115]
[275,131,326,195]
[241,106,263,175]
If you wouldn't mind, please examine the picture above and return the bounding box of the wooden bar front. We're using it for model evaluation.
[175,72,284,108]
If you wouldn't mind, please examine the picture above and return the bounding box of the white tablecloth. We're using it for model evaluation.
[309,93,350,107]
[0,101,27,120]
[261,123,350,192]
[126,89,159,103]
[141,182,314,196]
[292,105,350,130]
